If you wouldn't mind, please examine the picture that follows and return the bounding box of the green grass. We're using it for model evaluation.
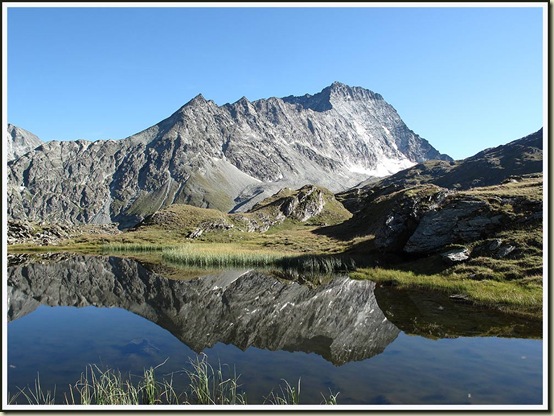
[159,243,357,279]
[185,353,247,405]
[9,354,339,406]
[9,374,56,405]
[351,267,542,318]
[161,243,294,268]
[463,175,542,200]
[102,242,178,253]
[265,379,301,405]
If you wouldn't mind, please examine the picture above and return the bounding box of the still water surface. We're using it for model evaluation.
[6,254,543,406]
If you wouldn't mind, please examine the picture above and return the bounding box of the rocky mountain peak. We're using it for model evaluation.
[233,96,256,113]
[6,124,42,162]
[282,82,384,112]
[326,81,383,102]
[188,93,207,104]
[176,93,217,114]
[281,86,332,112]
[162,93,214,126]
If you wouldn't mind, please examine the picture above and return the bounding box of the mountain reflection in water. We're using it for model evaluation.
[7,254,399,366]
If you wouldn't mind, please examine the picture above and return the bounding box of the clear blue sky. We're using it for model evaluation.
[5,3,545,160]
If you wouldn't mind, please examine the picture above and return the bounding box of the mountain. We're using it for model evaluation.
[7,82,450,228]
[6,124,42,162]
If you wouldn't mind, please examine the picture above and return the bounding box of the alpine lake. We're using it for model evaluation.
[6,252,543,408]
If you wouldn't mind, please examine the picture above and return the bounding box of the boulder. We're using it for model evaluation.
[440,247,470,265]
[187,220,234,239]
[472,239,517,259]
[373,186,449,251]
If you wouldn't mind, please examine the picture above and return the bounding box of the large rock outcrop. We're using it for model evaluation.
[235,184,351,232]
[365,175,542,255]
[7,82,450,228]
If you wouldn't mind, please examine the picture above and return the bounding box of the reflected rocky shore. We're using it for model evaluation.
[374,284,542,339]
[7,254,400,366]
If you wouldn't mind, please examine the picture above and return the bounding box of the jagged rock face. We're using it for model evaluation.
[366,178,542,255]
[278,185,326,221]
[7,220,120,246]
[6,124,42,161]
[403,197,503,253]
[7,82,450,228]
[250,185,326,222]
[7,255,400,365]
[373,186,450,251]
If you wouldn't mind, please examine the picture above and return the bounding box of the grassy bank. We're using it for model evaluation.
[102,242,178,253]
[351,267,542,318]
[160,243,356,280]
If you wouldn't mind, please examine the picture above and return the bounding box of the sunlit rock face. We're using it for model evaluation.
[6,124,42,162]
[7,255,400,365]
[7,82,450,228]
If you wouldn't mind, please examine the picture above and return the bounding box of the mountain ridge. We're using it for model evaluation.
[7,82,450,227]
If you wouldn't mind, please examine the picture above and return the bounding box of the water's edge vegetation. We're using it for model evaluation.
[9,238,542,319]
[9,353,338,406]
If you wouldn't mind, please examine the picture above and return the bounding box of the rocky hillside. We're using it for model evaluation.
[355,176,543,255]
[317,128,544,272]
[6,124,42,161]
[132,184,352,238]
[7,82,450,228]
[338,128,543,213]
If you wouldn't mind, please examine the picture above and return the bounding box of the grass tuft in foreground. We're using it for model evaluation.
[9,374,56,405]
[265,379,301,405]
[9,354,339,406]
[186,353,247,405]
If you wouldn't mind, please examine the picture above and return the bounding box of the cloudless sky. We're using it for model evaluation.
[5,3,545,160]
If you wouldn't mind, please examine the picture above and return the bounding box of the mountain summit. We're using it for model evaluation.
[282,81,384,112]
[6,124,42,162]
[7,82,451,227]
